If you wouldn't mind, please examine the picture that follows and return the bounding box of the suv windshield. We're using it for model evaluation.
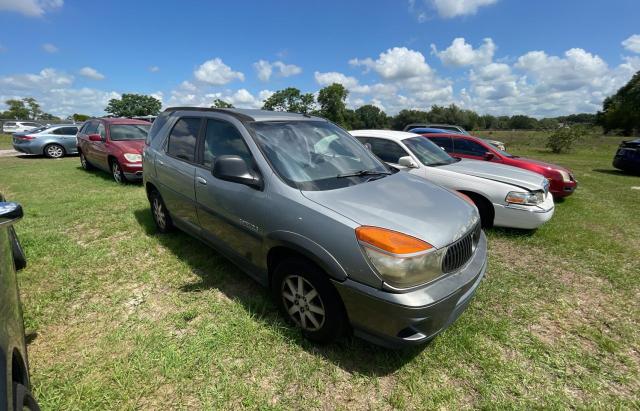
[403,136,456,166]
[249,120,390,191]
[109,124,150,141]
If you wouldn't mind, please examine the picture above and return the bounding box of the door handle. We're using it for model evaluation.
[158,159,164,166]
[196,176,207,185]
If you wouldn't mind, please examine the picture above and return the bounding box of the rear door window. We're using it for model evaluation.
[167,118,201,163]
[367,138,409,163]
[453,138,487,156]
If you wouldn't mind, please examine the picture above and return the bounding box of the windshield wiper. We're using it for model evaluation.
[337,169,391,178]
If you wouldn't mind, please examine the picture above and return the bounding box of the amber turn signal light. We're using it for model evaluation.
[356,226,433,255]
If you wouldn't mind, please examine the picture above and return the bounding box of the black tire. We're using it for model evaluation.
[79,151,93,170]
[272,257,348,344]
[110,159,127,184]
[13,382,41,411]
[472,195,494,229]
[149,190,174,233]
[43,144,65,159]
[9,226,27,270]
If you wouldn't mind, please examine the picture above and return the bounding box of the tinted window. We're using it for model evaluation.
[52,127,66,135]
[403,137,455,166]
[84,121,99,134]
[429,136,453,152]
[167,118,200,162]
[109,124,150,141]
[97,123,106,139]
[203,119,252,168]
[454,138,487,156]
[5,122,16,127]
[146,112,170,145]
[367,138,408,163]
[52,127,77,135]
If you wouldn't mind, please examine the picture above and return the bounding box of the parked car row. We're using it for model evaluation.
[9,108,582,350]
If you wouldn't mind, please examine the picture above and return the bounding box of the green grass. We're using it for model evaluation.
[0,133,12,150]
[1,134,639,409]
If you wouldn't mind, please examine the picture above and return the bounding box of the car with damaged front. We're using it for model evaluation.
[143,107,487,348]
[351,130,554,230]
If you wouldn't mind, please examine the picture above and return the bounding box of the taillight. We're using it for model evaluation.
[17,135,36,140]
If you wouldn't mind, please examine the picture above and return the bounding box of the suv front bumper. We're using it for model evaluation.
[333,232,487,349]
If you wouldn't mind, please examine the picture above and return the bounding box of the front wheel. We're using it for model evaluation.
[272,258,348,344]
[79,151,93,170]
[44,144,65,159]
[13,382,41,411]
[111,160,127,184]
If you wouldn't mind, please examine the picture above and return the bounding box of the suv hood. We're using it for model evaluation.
[441,159,547,191]
[301,172,479,249]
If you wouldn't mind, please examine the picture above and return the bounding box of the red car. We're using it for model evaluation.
[77,118,151,183]
[422,133,577,198]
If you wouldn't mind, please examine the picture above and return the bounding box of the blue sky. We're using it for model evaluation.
[1,0,639,118]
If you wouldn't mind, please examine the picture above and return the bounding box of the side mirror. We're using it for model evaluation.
[363,142,372,151]
[398,156,419,168]
[213,155,262,189]
[0,202,23,227]
[88,134,103,142]
[483,152,495,160]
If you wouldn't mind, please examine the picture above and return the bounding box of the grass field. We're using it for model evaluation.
[0,133,13,150]
[1,132,639,409]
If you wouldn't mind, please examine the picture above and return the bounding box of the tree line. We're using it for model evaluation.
[5,68,639,134]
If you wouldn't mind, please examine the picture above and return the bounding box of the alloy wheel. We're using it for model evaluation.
[153,197,166,230]
[46,145,64,158]
[281,275,326,331]
[112,162,122,183]
[80,153,87,169]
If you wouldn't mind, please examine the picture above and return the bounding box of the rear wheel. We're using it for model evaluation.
[43,144,65,159]
[272,258,348,344]
[149,190,174,233]
[13,382,40,411]
[79,151,93,170]
[111,159,127,184]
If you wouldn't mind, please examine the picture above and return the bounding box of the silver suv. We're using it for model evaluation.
[143,107,487,348]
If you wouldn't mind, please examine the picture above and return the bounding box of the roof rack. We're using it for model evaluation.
[163,106,254,122]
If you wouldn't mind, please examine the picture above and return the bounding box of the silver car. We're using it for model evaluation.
[12,124,79,158]
[143,108,487,348]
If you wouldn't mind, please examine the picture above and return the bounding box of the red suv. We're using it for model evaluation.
[423,133,577,198]
[77,118,150,183]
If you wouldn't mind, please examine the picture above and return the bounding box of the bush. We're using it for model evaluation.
[546,125,585,153]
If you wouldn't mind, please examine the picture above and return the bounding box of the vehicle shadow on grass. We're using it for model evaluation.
[75,165,143,185]
[593,168,640,177]
[16,154,79,159]
[133,208,425,376]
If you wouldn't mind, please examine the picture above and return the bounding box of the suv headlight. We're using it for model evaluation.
[356,226,445,289]
[557,170,571,182]
[505,191,544,206]
[124,153,142,162]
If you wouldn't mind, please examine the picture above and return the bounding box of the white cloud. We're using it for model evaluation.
[0,0,63,17]
[42,43,58,53]
[194,58,244,85]
[0,68,73,89]
[167,87,273,109]
[430,0,497,18]
[253,60,302,81]
[622,34,640,54]
[78,66,105,80]
[314,71,360,88]
[149,66,160,73]
[432,37,495,66]
[350,47,431,80]
[179,80,197,92]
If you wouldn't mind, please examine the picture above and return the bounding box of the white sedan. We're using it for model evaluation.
[351,130,554,230]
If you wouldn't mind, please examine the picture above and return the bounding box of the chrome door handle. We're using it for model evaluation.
[196,177,207,185]
[158,160,164,166]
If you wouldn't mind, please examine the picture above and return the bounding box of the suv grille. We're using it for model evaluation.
[442,224,481,273]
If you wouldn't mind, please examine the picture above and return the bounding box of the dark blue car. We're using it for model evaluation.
[613,139,640,174]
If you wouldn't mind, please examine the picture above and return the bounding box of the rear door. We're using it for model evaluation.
[52,127,79,153]
[428,136,454,154]
[155,117,202,232]
[193,116,266,267]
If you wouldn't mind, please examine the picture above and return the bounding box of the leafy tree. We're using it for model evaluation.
[39,112,60,121]
[353,105,389,129]
[537,118,559,130]
[597,70,640,135]
[262,87,315,114]
[546,125,585,153]
[69,113,91,122]
[211,99,234,108]
[105,93,162,117]
[2,99,30,119]
[508,115,538,129]
[22,97,42,120]
[317,83,349,127]
[390,109,429,130]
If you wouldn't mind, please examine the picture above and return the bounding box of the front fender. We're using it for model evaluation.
[265,230,348,282]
